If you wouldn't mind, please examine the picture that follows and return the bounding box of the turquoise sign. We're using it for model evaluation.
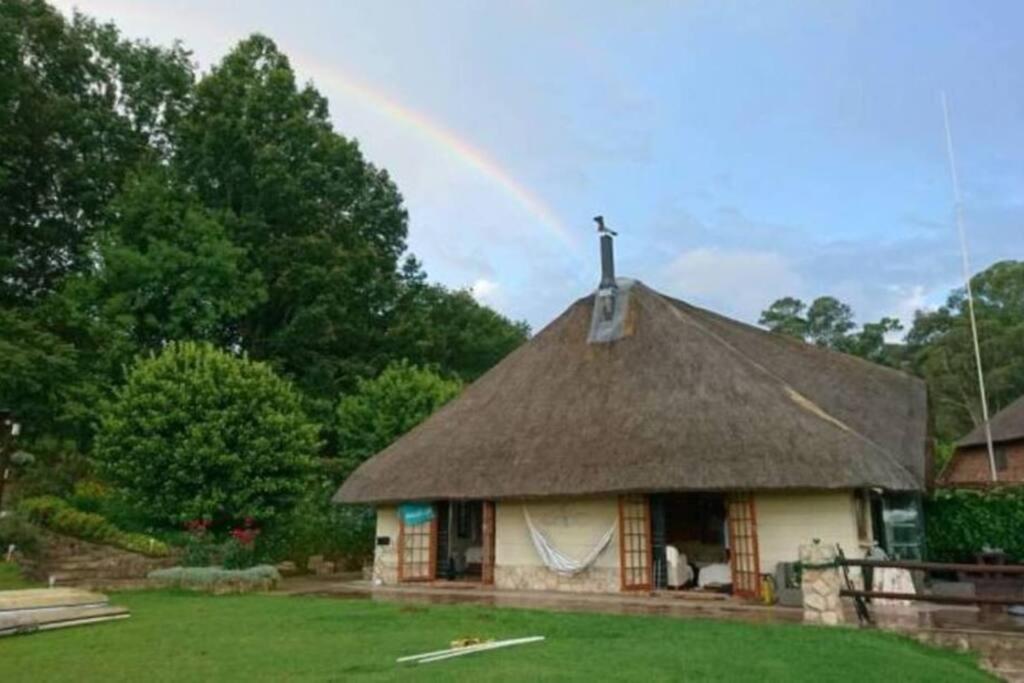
[399,502,434,526]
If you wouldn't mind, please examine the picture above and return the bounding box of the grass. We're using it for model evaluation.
[0,563,37,590]
[0,590,994,682]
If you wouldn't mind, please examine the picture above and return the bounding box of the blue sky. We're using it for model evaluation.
[54,1,1023,333]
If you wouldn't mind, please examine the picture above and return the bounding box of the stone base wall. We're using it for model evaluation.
[495,564,620,593]
[19,531,177,586]
[372,543,398,584]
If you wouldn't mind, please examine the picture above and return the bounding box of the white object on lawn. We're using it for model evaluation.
[398,636,546,664]
[522,507,615,576]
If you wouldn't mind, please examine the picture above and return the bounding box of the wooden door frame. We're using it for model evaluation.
[726,492,762,599]
[618,494,654,591]
[397,506,438,582]
[481,500,496,585]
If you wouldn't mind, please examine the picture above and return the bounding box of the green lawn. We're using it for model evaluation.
[0,590,992,682]
[0,563,36,590]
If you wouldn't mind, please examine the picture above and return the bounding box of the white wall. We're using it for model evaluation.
[496,497,619,569]
[754,490,862,572]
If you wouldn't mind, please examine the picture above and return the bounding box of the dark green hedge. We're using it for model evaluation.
[19,496,171,557]
[925,487,1024,563]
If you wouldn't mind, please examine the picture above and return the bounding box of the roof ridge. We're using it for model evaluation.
[651,287,919,486]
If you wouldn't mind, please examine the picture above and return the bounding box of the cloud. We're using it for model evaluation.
[470,278,499,303]
[656,247,804,323]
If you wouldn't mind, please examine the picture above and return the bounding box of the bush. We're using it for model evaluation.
[19,496,170,557]
[94,342,319,530]
[0,513,41,555]
[147,565,281,593]
[925,487,1024,562]
[69,480,111,514]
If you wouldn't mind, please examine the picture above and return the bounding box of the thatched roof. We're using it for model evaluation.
[957,395,1024,447]
[335,282,928,504]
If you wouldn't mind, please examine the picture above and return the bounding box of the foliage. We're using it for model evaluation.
[0,592,993,682]
[387,259,530,382]
[10,439,93,500]
[257,491,375,568]
[759,295,902,365]
[66,171,266,357]
[222,518,261,569]
[0,562,38,590]
[147,565,280,592]
[94,342,319,529]
[335,360,461,480]
[176,34,410,403]
[906,260,1024,441]
[18,495,170,556]
[0,0,193,305]
[0,512,41,554]
[68,479,110,514]
[925,487,1024,563]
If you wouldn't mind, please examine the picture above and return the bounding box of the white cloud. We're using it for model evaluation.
[657,247,803,323]
[470,278,499,303]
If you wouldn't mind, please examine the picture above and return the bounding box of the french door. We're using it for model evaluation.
[726,492,761,599]
[618,495,653,590]
[398,507,437,581]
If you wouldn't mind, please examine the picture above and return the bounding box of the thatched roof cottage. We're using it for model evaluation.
[335,231,929,597]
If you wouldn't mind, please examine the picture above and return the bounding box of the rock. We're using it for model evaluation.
[275,561,298,576]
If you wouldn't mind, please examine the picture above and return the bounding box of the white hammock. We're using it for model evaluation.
[522,506,616,576]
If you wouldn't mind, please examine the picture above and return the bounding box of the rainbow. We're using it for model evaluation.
[297,56,577,248]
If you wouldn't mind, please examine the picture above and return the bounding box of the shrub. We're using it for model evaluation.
[147,565,281,593]
[0,513,41,555]
[925,487,1024,562]
[94,342,319,530]
[19,496,170,557]
[69,480,111,514]
[335,361,461,480]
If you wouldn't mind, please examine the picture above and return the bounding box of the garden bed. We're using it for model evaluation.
[147,565,281,594]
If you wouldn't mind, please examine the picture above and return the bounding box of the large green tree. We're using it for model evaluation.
[175,35,408,404]
[906,260,1024,441]
[0,0,193,305]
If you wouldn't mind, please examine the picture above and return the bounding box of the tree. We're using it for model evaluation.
[335,361,461,479]
[68,170,265,354]
[806,296,856,349]
[175,35,409,403]
[387,257,530,382]
[760,295,905,367]
[94,342,318,528]
[0,0,193,305]
[907,260,1024,442]
[758,296,808,339]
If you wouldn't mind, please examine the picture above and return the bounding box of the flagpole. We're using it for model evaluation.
[940,91,998,483]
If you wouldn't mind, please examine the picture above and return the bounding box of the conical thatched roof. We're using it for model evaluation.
[335,282,927,504]
[958,394,1024,447]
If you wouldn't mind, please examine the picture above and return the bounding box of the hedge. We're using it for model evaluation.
[19,496,170,557]
[147,565,281,593]
[925,487,1024,563]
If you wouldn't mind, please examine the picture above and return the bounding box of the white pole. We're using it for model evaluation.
[417,636,545,664]
[940,91,998,483]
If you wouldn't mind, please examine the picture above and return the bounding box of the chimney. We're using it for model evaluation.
[594,215,617,291]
